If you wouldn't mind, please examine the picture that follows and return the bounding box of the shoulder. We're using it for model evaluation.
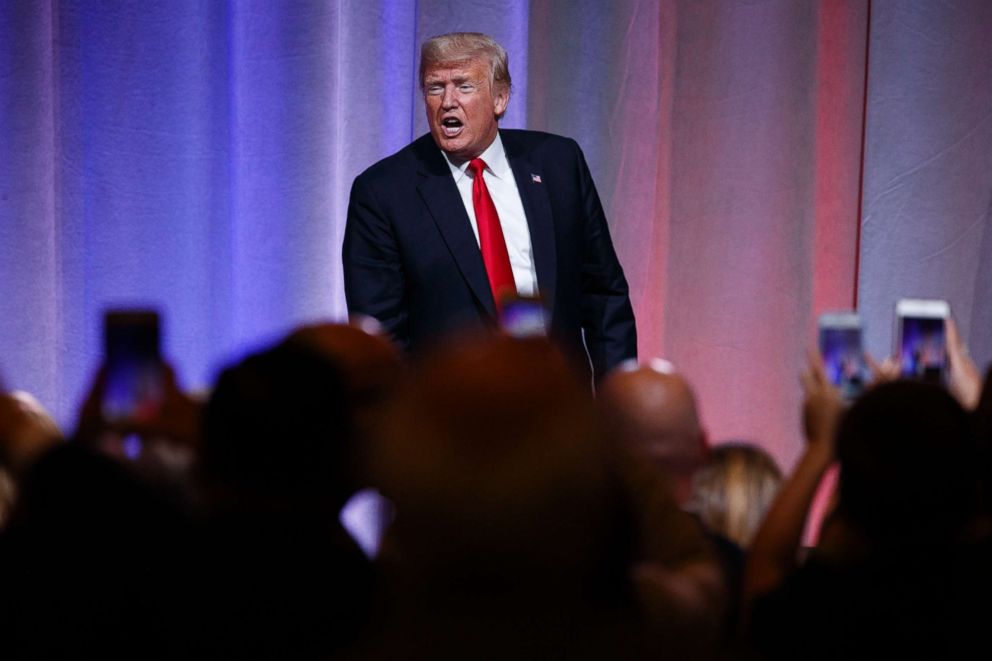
[352,134,442,187]
[499,128,583,160]
[499,130,590,179]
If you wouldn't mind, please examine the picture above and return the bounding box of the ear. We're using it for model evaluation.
[493,84,509,119]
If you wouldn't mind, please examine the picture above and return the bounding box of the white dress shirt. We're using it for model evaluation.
[442,133,538,297]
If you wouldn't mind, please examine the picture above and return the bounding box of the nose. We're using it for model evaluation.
[441,85,458,109]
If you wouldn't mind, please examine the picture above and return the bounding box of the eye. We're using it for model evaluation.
[459,84,475,93]
[426,84,443,96]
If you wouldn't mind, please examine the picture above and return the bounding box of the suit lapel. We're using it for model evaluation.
[414,140,496,317]
[506,139,557,312]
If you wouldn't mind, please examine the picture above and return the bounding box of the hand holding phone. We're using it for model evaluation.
[75,311,199,468]
[818,312,867,400]
[801,349,845,456]
[945,316,981,409]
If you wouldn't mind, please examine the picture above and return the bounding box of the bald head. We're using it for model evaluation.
[600,366,706,503]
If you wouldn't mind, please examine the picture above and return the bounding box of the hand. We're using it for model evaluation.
[946,317,981,410]
[801,350,844,462]
[866,353,900,386]
[76,362,201,450]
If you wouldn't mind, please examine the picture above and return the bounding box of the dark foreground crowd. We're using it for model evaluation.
[1,320,991,659]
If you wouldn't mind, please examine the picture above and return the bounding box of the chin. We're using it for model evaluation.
[441,143,470,159]
[432,134,456,151]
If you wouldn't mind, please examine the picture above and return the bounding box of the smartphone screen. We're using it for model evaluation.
[818,313,866,400]
[102,310,164,424]
[499,295,548,338]
[896,299,949,385]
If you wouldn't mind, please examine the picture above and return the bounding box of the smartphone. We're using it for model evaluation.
[818,312,867,400]
[102,310,164,425]
[895,298,949,385]
[499,295,549,338]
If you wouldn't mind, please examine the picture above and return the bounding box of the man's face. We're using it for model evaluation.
[424,58,508,162]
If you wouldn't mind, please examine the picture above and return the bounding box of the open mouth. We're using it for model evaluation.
[441,117,463,137]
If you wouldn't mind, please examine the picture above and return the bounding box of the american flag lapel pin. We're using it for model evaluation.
[531,173,542,183]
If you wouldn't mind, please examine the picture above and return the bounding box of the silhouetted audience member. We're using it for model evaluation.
[0,441,195,658]
[285,321,406,558]
[6,310,989,659]
[747,377,990,659]
[359,335,657,659]
[195,340,373,658]
[0,390,62,528]
[689,442,782,655]
[284,321,404,485]
[601,364,737,654]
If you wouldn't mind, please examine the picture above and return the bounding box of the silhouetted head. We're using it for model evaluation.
[202,341,353,509]
[600,363,707,506]
[373,335,628,598]
[286,321,403,407]
[836,380,978,545]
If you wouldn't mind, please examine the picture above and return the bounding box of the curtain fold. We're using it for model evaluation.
[858,0,992,367]
[0,1,60,409]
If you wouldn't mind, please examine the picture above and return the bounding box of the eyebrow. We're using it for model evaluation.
[424,73,478,86]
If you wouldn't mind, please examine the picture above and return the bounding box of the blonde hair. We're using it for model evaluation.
[419,32,511,94]
[687,443,782,548]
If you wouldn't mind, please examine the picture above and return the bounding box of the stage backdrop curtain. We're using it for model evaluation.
[2,0,990,474]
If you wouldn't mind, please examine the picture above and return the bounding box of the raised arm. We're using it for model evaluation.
[743,354,842,606]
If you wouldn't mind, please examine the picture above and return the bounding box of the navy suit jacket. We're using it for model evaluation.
[342,129,636,379]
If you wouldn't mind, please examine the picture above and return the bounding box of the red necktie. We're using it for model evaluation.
[468,158,516,308]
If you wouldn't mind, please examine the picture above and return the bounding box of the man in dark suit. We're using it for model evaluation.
[343,32,636,380]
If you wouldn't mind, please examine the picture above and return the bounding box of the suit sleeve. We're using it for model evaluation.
[342,173,410,351]
[573,141,638,377]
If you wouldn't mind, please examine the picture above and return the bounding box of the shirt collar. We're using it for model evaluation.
[442,131,511,183]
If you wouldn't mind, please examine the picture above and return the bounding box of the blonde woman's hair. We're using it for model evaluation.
[687,442,782,548]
